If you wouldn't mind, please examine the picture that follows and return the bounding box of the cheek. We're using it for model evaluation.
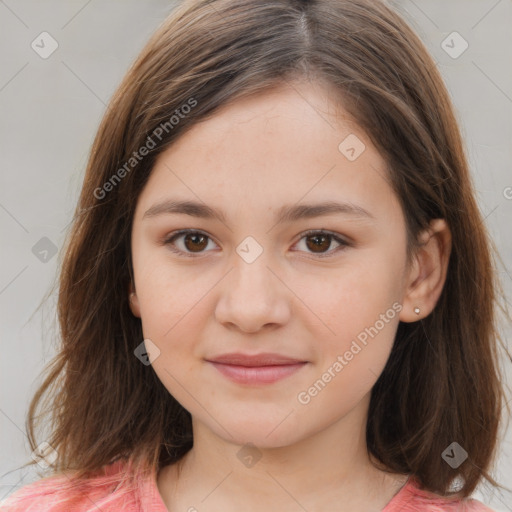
[297,252,403,397]
[134,251,215,337]
[295,309,400,419]
[299,254,404,341]
[133,263,216,407]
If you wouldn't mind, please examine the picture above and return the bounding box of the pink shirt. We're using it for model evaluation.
[0,459,496,511]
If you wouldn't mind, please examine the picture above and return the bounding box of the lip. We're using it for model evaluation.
[206,353,308,385]
[207,352,306,366]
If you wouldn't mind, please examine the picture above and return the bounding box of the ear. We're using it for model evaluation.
[128,283,141,318]
[399,219,452,322]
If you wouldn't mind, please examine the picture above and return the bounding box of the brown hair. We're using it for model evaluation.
[19,0,509,500]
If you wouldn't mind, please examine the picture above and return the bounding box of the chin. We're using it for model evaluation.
[210,415,305,450]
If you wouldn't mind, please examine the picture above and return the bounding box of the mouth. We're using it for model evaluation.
[205,352,308,385]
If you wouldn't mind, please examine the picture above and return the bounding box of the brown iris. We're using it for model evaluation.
[305,233,332,253]
[178,232,335,254]
[183,233,209,252]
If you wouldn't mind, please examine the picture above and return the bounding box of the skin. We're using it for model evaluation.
[129,78,451,512]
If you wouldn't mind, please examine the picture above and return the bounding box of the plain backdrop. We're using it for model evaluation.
[1,0,511,510]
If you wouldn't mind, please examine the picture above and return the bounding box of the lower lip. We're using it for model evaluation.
[208,362,307,384]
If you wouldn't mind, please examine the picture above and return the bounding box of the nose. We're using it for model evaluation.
[214,253,291,334]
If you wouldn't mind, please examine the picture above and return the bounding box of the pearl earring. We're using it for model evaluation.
[413,307,420,315]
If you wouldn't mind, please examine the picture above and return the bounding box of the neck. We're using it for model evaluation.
[157,393,408,512]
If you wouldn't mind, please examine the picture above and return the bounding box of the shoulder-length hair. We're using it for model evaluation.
[21,0,508,499]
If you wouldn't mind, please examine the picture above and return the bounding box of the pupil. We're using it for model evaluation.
[308,234,330,252]
[183,233,332,253]
[186,233,207,252]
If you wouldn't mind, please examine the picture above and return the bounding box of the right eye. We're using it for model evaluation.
[163,229,218,257]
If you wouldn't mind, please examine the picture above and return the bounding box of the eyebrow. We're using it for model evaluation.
[142,199,374,224]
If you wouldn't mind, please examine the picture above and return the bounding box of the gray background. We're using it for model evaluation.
[1,0,511,509]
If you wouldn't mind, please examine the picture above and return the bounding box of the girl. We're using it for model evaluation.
[2,0,509,510]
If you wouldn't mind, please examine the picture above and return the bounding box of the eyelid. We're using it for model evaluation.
[162,228,352,258]
[291,229,351,258]
[163,229,219,257]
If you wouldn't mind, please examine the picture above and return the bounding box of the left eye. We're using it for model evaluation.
[293,230,349,257]
[163,229,350,258]
[164,230,217,255]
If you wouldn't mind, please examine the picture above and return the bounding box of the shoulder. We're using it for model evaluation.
[422,499,497,511]
[0,459,155,512]
[415,500,496,512]
[385,476,498,512]
[0,474,63,512]
[462,501,498,512]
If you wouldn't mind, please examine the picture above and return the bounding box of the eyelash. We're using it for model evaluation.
[162,229,351,259]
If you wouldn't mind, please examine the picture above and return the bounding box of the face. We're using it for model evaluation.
[130,79,411,448]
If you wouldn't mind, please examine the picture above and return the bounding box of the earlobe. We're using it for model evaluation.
[129,287,141,318]
[399,219,452,322]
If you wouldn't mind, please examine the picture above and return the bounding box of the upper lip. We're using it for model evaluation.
[206,353,307,367]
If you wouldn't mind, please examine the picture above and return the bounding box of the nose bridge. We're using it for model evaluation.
[215,239,290,331]
[230,241,278,305]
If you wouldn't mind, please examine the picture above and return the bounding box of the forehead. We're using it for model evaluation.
[136,81,401,225]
